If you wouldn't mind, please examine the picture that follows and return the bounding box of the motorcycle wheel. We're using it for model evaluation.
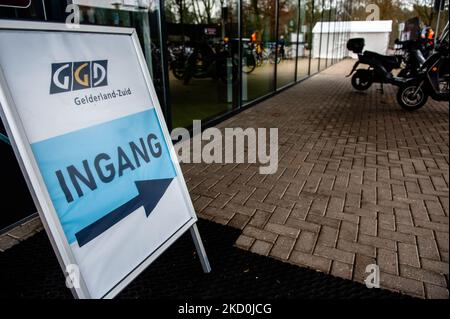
[351,70,373,90]
[396,84,428,111]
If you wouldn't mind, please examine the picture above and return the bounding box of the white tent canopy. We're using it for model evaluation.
[312,20,393,59]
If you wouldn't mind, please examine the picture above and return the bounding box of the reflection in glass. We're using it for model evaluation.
[74,2,165,113]
[309,0,322,74]
[296,0,310,80]
[318,0,329,70]
[326,0,336,67]
[276,0,298,89]
[165,0,239,128]
[242,0,276,103]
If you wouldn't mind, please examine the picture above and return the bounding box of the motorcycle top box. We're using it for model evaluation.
[347,38,365,54]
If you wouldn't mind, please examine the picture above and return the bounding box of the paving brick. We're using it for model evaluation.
[265,223,300,239]
[314,245,354,264]
[377,248,398,275]
[193,196,214,212]
[330,261,353,280]
[289,250,331,273]
[338,220,358,242]
[421,258,449,274]
[337,239,376,258]
[353,254,376,282]
[317,226,339,248]
[424,283,449,299]
[285,217,321,233]
[359,233,397,251]
[225,202,256,217]
[246,199,277,213]
[400,264,447,287]
[250,240,273,256]
[398,243,420,268]
[396,224,434,238]
[235,235,255,250]
[7,222,42,241]
[248,210,271,228]
[359,216,377,236]
[379,272,424,297]
[269,236,296,260]
[306,214,340,229]
[378,228,415,245]
[294,231,317,253]
[267,207,291,224]
[378,212,396,231]
[0,235,20,252]
[227,213,251,229]
[434,231,449,253]
[242,225,278,244]
[416,236,441,260]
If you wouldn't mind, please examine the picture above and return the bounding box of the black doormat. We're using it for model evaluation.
[0,219,410,299]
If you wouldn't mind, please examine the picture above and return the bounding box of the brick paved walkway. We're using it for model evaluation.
[182,60,449,299]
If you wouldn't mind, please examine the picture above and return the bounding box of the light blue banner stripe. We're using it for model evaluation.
[31,109,177,244]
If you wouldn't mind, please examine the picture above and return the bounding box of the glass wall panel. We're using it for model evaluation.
[318,0,327,71]
[165,0,239,128]
[323,0,334,68]
[327,0,336,66]
[0,0,46,20]
[276,0,299,89]
[309,0,321,74]
[296,0,310,80]
[242,0,276,103]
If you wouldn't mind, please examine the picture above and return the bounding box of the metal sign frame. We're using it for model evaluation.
[0,20,210,299]
[0,0,31,9]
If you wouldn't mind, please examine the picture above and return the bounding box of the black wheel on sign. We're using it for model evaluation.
[351,70,373,90]
[397,84,428,111]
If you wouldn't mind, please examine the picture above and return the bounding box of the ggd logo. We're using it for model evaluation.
[50,60,108,94]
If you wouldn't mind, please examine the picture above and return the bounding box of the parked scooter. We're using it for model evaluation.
[346,38,402,91]
[396,23,449,110]
[394,39,427,78]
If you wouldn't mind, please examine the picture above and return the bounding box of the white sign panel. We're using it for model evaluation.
[0,21,203,299]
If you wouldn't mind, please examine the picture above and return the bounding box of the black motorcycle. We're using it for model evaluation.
[396,24,449,110]
[346,38,402,91]
[395,39,428,78]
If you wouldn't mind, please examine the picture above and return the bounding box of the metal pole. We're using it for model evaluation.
[190,224,211,273]
[41,0,48,21]
[158,0,173,130]
[274,0,279,90]
[435,9,441,40]
[0,132,11,145]
[294,0,301,82]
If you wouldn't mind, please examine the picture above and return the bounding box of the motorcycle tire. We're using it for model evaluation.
[396,84,429,111]
[351,70,373,90]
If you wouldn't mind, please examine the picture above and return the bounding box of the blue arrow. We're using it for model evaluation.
[75,178,174,247]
